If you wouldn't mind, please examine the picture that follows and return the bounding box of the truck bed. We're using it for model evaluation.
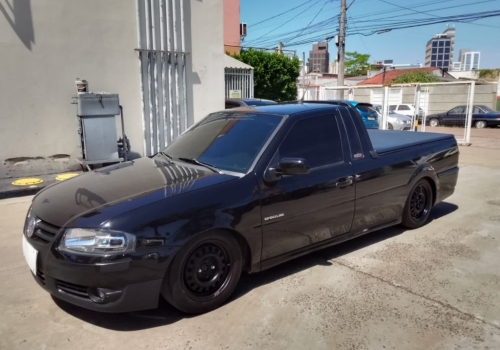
[367,130,455,154]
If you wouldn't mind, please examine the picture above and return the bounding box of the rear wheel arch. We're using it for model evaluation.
[420,176,437,206]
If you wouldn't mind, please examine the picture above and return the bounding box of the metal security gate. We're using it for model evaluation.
[225,68,254,98]
[136,0,189,156]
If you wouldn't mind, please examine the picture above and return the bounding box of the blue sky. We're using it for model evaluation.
[241,0,500,68]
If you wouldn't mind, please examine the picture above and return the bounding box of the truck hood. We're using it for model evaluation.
[32,157,237,228]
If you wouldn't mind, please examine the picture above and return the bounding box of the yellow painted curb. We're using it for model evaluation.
[12,178,44,186]
[55,173,79,181]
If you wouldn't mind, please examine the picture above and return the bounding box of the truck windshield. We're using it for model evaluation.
[164,112,283,174]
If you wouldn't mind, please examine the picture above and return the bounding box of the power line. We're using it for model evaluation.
[377,0,500,30]
[245,0,323,45]
[247,0,318,27]
[347,13,370,55]
[247,0,453,46]
[286,0,332,44]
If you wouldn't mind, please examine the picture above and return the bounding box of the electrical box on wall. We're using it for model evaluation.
[77,93,120,116]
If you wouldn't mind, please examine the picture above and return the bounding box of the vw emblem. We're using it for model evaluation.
[26,216,39,238]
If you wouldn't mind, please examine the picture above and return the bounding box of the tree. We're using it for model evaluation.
[391,72,439,84]
[232,50,300,102]
[345,51,372,76]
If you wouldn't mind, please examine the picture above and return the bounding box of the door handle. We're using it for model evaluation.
[335,176,353,188]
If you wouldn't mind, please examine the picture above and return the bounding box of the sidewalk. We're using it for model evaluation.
[0,171,84,200]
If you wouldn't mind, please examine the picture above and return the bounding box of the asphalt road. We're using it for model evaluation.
[1,138,500,350]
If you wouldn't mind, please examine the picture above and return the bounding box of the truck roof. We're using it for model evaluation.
[251,102,344,116]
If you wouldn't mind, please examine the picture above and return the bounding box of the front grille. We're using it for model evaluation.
[56,280,90,300]
[31,219,60,244]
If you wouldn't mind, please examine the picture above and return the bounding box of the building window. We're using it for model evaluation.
[444,54,449,60]
[431,55,437,60]
[445,48,450,53]
[431,62,436,67]
[439,41,444,47]
[432,48,437,54]
[443,61,449,67]
[438,55,443,60]
[437,61,443,66]
[432,42,438,48]
[438,48,443,53]
[445,41,451,47]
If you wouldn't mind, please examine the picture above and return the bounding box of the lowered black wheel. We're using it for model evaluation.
[161,231,243,314]
[401,179,434,229]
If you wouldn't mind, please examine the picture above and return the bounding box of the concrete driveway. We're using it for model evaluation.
[1,142,500,350]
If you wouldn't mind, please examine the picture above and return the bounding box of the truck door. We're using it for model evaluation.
[259,113,355,261]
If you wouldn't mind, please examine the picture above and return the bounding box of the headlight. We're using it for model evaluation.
[24,206,36,237]
[59,228,136,255]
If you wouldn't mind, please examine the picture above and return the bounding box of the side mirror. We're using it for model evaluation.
[276,157,310,176]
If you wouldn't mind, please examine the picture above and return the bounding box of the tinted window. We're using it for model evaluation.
[389,105,396,110]
[431,55,437,60]
[356,105,371,113]
[438,48,444,53]
[165,112,283,173]
[445,48,450,53]
[478,105,496,113]
[473,106,482,114]
[439,41,444,47]
[280,115,343,168]
[449,106,465,114]
[225,102,240,109]
[432,42,438,47]
[432,48,437,54]
[338,109,363,160]
[445,41,451,47]
[399,105,411,111]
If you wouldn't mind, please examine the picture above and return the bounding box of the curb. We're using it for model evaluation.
[0,187,44,200]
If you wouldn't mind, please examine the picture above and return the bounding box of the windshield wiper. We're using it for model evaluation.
[151,151,173,163]
[177,158,222,174]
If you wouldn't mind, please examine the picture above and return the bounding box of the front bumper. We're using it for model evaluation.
[24,227,173,313]
[31,269,162,313]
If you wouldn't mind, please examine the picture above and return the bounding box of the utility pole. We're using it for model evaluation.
[337,0,346,99]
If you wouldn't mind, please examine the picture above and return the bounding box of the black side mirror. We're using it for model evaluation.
[276,157,310,176]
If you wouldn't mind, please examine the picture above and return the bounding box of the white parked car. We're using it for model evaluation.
[389,104,424,117]
[372,105,413,131]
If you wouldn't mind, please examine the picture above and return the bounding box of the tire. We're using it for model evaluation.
[161,231,243,314]
[429,118,439,127]
[401,179,434,229]
[388,123,394,130]
[475,120,487,129]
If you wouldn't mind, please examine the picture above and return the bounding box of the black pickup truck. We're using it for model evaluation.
[22,102,459,314]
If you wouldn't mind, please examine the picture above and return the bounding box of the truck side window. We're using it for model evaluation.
[338,109,363,160]
[279,115,343,168]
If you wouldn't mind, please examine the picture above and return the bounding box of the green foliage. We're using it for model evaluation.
[345,51,372,76]
[479,69,493,78]
[232,50,300,102]
[479,69,500,79]
[391,72,439,84]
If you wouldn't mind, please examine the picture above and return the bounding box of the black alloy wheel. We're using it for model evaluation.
[402,179,434,229]
[182,243,231,300]
[161,232,243,314]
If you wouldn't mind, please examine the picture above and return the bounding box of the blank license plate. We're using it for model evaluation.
[22,236,38,275]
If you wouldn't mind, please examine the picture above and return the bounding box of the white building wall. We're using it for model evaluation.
[189,0,225,123]
[0,0,224,178]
